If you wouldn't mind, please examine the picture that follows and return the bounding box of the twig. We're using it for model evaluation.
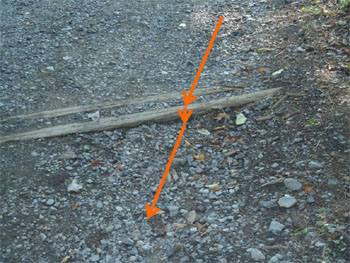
[272,92,306,109]
[256,115,274,121]
[272,94,288,109]
[264,245,289,249]
[261,177,284,187]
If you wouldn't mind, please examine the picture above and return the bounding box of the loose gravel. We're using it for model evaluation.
[1,0,349,263]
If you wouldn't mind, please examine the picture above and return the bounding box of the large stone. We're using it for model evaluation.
[269,220,285,233]
[284,178,302,191]
[308,161,323,170]
[278,195,297,208]
[247,248,266,261]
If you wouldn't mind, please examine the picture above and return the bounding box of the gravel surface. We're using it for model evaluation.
[1,0,349,263]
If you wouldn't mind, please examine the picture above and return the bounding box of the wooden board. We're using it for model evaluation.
[0,88,281,144]
[1,86,244,120]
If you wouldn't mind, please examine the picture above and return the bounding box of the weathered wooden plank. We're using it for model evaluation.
[0,88,281,144]
[1,86,244,120]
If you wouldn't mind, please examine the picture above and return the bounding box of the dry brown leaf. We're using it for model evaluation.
[193,154,205,163]
[72,204,78,211]
[215,112,230,120]
[90,162,105,166]
[184,140,193,147]
[213,125,228,131]
[304,186,314,191]
[174,222,188,229]
[61,252,75,263]
[258,67,266,72]
[61,255,71,263]
[195,222,203,232]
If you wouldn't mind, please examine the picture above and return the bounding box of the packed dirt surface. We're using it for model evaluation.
[1,0,349,263]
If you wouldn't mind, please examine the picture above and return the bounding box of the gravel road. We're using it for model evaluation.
[1,0,349,263]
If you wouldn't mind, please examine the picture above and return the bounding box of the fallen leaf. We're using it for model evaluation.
[258,67,266,72]
[206,183,219,191]
[272,68,284,76]
[215,112,230,120]
[174,222,188,229]
[90,162,105,166]
[236,113,247,125]
[87,110,100,121]
[158,209,165,214]
[195,222,203,231]
[198,128,210,136]
[193,154,205,163]
[213,125,228,131]
[304,186,314,191]
[116,163,122,170]
[184,140,193,147]
[61,255,71,263]
[61,252,75,263]
[256,48,272,53]
[169,168,179,182]
[72,204,78,211]
[185,210,196,224]
[67,178,83,193]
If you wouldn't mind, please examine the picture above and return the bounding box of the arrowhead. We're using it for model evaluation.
[178,107,192,124]
[183,90,197,106]
[145,203,160,219]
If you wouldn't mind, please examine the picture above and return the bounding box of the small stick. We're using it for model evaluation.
[261,177,284,187]
[272,94,288,109]
[256,115,274,121]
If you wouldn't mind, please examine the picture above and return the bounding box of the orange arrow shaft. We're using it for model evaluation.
[150,123,187,209]
[188,16,223,97]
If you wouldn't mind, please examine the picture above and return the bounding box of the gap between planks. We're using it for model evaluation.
[0,88,281,144]
[1,86,245,121]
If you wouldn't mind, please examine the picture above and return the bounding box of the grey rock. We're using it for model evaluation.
[259,199,277,208]
[62,150,77,160]
[269,256,279,263]
[142,244,152,251]
[308,161,323,170]
[271,163,279,168]
[129,256,137,262]
[327,179,338,185]
[307,195,315,203]
[185,210,196,224]
[269,220,285,233]
[89,254,100,262]
[31,151,39,157]
[247,248,266,261]
[167,205,179,217]
[278,196,297,208]
[284,178,302,191]
[122,238,134,246]
[173,158,187,167]
[315,241,326,247]
[45,199,55,206]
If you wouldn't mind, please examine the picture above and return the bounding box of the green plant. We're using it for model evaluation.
[308,117,321,127]
[339,0,350,12]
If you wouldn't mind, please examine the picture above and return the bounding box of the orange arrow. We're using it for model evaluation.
[178,107,192,123]
[183,16,223,106]
[145,119,189,219]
